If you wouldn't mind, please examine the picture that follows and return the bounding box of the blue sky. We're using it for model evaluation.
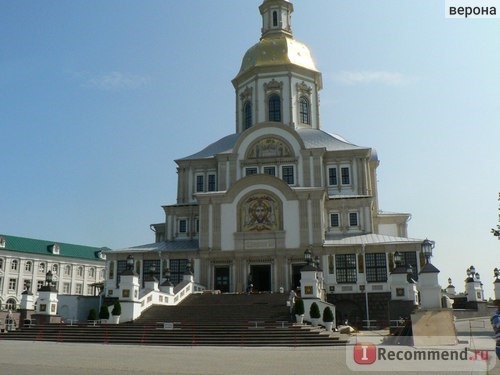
[1,1,499,298]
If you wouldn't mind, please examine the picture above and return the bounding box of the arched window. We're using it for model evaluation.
[25,261,32,272]
[89,268,95,278]
[109,261,114,279]
[38,262,45,273]
[52,264,58,274]
[299,96,310,124]
[273,11,278,27]
[0,258,4,270]
[11,259,18,271]
[6,298,16,311]
[268,94,281,122]
[77,266,83,277]
[64,264,71,276]
[244,101,252,130]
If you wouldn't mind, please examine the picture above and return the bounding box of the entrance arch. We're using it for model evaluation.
[249,264,271,292]
[5,298,17,311]
[334,299,363,328]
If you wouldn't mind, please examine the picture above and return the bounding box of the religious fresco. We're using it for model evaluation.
[241,194,280,232]
[246,137,292,159]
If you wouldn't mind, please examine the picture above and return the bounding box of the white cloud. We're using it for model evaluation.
[75,71,151,91]
[332,70,417,86]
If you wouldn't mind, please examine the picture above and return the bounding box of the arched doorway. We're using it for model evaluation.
[334,299,363,328]
[250,264,271,292]
[5,298,17,311]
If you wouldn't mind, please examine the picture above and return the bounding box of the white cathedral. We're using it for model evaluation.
[105,0,430,323]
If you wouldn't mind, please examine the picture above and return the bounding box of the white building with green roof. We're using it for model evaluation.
[0,234,106,311]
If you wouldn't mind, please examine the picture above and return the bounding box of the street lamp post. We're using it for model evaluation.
[45,270,53,287]
[126,255,134,271]
[304,248,312,265]
[421,239,435,264]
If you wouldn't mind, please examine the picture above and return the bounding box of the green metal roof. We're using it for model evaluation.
[0,234,107,262]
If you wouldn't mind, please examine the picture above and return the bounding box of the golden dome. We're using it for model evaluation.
[237,34,318,76]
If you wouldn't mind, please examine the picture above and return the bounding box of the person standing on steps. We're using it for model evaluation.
[491,300,500,359]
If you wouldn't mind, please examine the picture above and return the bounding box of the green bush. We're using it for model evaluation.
[323,306,334,322]
[87,308,97,321]
[112,300,121,316]
[294,298,304,315]
[310,302,321,319]
[99,304,110,320]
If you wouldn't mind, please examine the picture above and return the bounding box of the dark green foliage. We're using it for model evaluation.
[99,304,110,319]
[87,308,97,321]
[112,300,121,316]
[294,298,305,315]
[323,306,334,322]
[309,302,321,319]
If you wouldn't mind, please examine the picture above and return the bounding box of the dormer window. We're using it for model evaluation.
[96,250,106,260]
[0,236,5,248]
[49,243,60,255]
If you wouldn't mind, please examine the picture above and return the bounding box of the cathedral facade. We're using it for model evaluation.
[106,0,428,322]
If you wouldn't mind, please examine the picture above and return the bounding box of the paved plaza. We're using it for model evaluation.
[0,317,497,375]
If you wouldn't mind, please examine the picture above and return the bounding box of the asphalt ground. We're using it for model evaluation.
[0,317,497,375]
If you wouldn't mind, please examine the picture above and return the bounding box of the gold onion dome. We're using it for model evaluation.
[238,34,318,75]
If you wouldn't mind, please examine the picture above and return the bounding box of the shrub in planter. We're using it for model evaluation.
[87,308,97,321]
[323,306,334,322]
[112,300,121,316]
[293,298,305,324]
[322,306,334,331]
[310,302,321,319]
[294,298,305,315]
[99,304,110,320]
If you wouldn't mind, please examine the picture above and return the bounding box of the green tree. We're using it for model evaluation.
[309,302,321,319]
[99,304,110,320]
[112,300,121,316]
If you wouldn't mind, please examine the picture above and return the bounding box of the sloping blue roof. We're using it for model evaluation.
[324,234,423,246]
[0,234,106,261]
[296,128,364,152]
[178,128,370,161]
[178,134,239,160]
[109,240,199,254]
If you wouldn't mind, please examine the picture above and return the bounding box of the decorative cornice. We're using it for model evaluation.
[239,86,253,101]
[264,79,283,93]
[296,81,312,95]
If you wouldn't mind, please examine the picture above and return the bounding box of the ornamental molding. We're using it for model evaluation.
[296,81,312,96]
[263,79,283,93]
[239,86,253,101]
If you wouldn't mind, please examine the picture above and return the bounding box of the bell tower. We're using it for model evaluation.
[232,0,323,134]
[259,0,294,38]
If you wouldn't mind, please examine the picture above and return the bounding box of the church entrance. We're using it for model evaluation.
[214,266,230,293]
[291,264,305,291]
[249,265,271,292]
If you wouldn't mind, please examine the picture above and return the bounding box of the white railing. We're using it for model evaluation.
[135,281,205,319]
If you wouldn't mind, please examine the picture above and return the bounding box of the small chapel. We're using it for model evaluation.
[104,0,430,323]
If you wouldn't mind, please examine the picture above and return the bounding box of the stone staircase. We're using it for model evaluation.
[133,292,290,324]
[0,294,348,346]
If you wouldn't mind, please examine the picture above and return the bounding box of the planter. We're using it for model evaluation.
[324,321,334,331]
[111,315,120,324]
[295,314,304,324]
[311,318,320,327]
